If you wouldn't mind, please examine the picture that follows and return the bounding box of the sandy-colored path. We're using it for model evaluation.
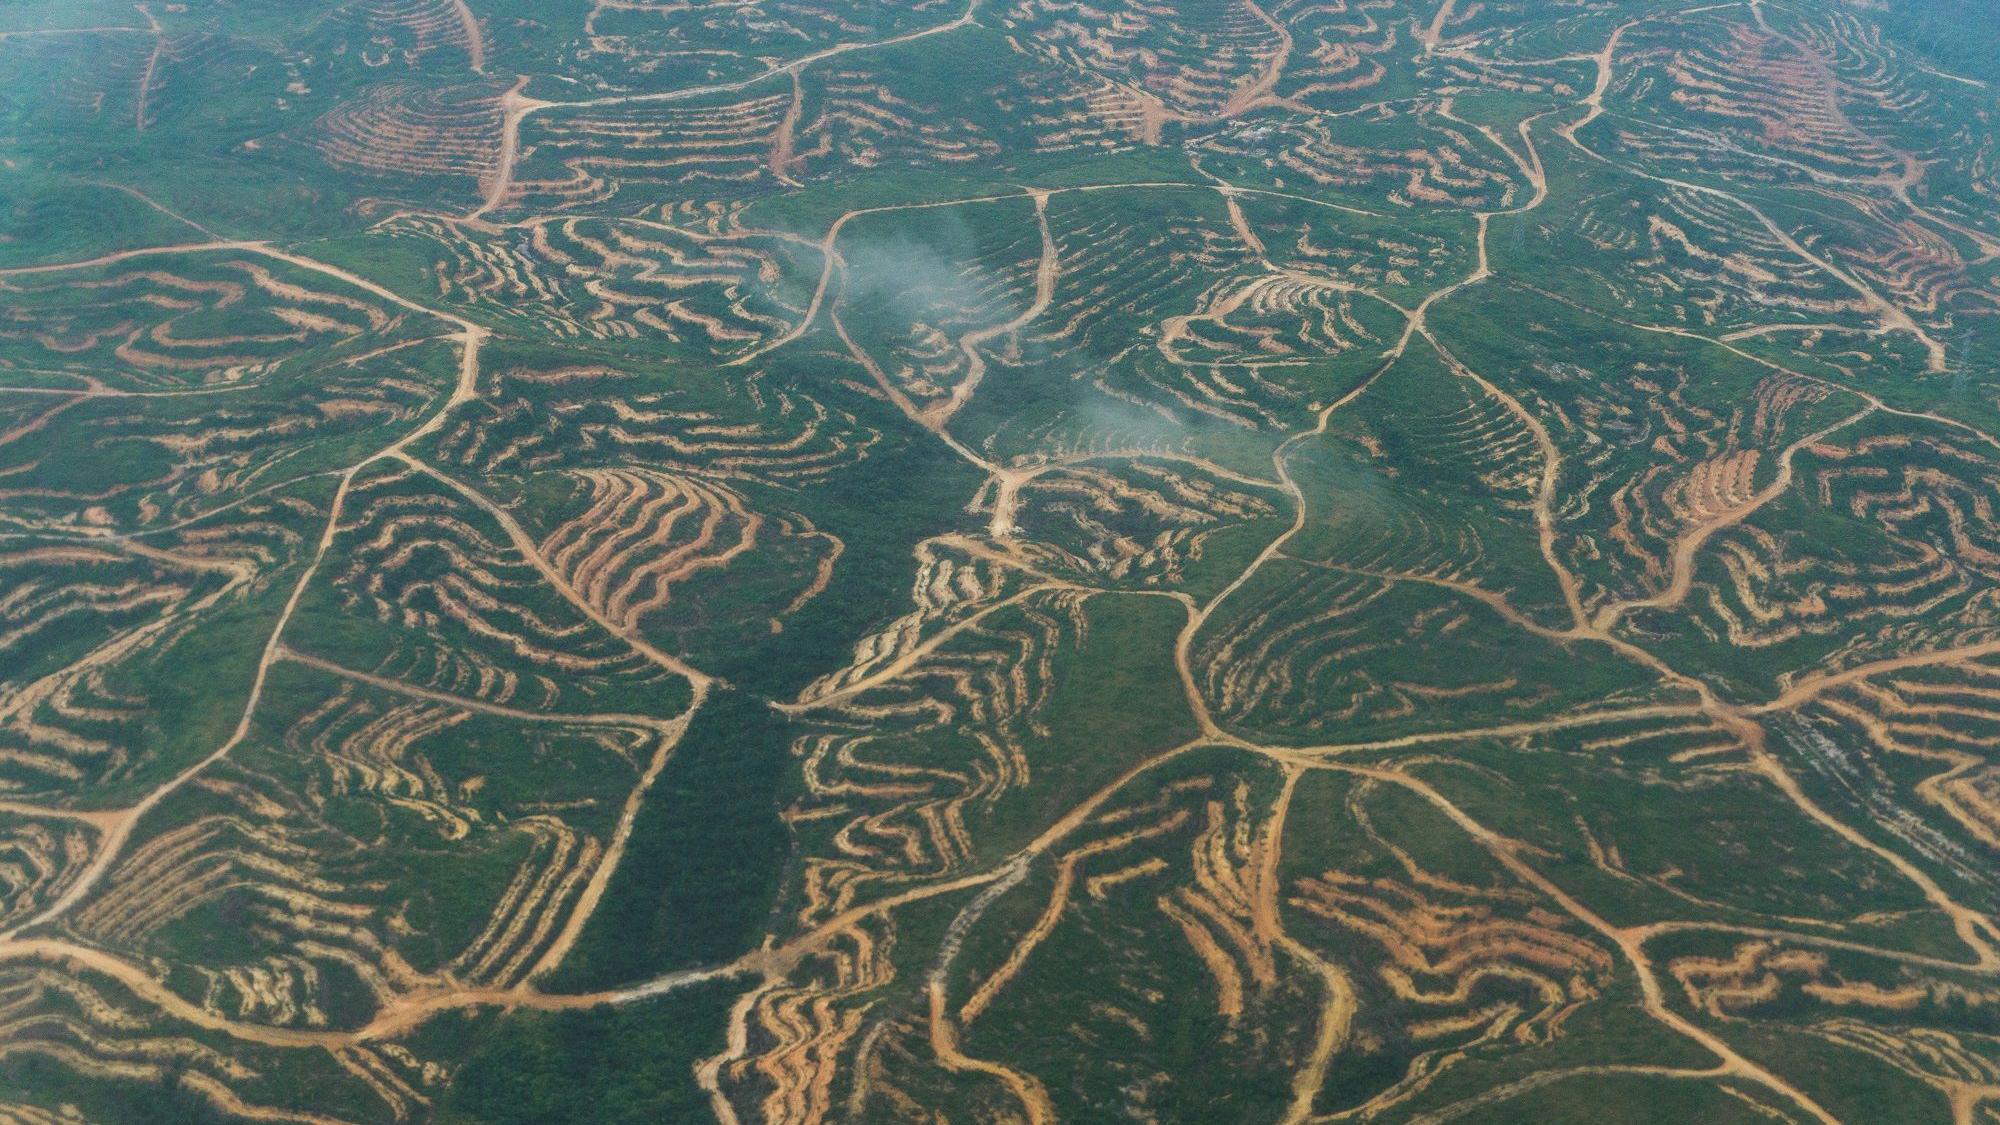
[450,0,484,72]
[133,4,162,132]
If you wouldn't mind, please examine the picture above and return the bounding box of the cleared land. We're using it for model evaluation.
[3,0,2000,1122]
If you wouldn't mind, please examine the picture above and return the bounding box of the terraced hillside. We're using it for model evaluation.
[2,0,2000,1121]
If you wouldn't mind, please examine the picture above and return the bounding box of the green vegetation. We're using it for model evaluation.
[5,0,2000,1121]
[438,981,743,1125]
[547,691,791,990]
